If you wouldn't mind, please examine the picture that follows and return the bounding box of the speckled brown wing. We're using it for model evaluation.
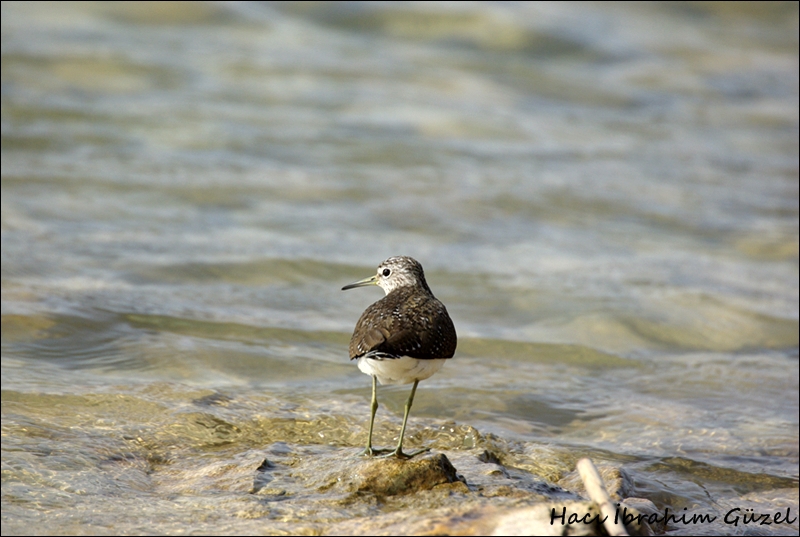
[348,288,457,360]
[348,298,390,359]
[401,300,457,359]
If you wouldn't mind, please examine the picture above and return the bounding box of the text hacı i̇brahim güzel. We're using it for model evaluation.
[551,505,796,528]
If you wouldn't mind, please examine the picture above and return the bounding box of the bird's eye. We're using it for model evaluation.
[382,268,391,277]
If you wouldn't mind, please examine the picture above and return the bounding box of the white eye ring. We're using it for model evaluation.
[382,268,391,277]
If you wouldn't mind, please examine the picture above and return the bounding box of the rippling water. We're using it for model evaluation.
[2,2,798,535]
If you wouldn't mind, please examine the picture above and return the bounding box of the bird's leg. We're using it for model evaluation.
[360,375,391,457]
[380,379,430,459]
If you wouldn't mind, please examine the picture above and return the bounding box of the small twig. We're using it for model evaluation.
[576,458,629,537]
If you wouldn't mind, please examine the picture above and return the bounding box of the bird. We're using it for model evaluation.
[342,256,457,459]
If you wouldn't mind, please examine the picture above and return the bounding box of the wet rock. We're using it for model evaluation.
[332,452,463,497]
[138,430,651,536]
[251,458,276,493]
[328,500,606,536]
[446,451,568,500]
[477,449,503,465]
[192,392,233,407]
[329,499,658,535]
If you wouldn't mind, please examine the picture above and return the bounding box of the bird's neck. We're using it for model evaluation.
[386,284,435,300]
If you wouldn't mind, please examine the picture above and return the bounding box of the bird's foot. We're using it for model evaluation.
[377,446,430,460]
[359,446,394,458]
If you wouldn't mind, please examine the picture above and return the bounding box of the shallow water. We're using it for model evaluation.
[2,2,798,535]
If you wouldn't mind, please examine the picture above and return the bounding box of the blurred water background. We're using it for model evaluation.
[2,1,798,535]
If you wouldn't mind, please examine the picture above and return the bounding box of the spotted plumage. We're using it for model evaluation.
[349,284,457,365]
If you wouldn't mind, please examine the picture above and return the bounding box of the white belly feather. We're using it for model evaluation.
[357,356,447,385]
